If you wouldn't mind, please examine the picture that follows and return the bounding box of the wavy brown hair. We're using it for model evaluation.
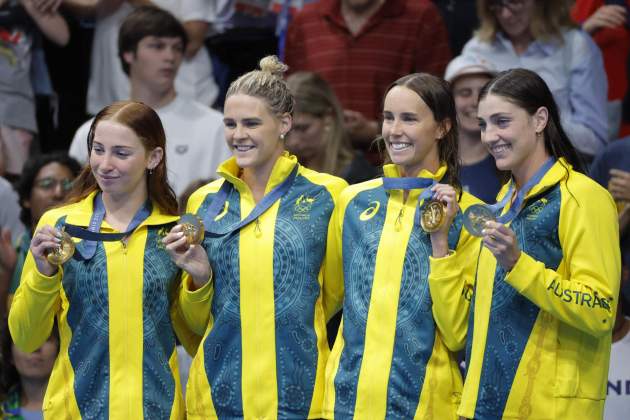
[476,0,576,43]
[66,101,178,215]
[287,71,354,176]
[378,73,462,192]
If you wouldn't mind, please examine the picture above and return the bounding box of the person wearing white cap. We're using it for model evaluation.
[445,55,501,203]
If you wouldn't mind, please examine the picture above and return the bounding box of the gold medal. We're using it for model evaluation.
[463,204,496,237]
[46,230,75,265]
[420,199,446,233]
[179,213,205,245]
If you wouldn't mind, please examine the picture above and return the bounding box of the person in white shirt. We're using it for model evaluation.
[59,0,218,114]
[69,5,230,197]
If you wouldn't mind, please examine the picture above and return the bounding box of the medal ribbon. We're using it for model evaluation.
[382,176,439,227]
[492,158,555,224]
[64,193,152,259]
[202,165,299,237]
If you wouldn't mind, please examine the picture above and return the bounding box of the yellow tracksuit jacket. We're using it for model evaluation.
[8,191,197,419]
[430,159,621,419]
[180,153,347,419]
[322,163,481,419]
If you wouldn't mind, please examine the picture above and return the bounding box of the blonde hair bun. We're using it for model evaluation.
[259,55,289,78]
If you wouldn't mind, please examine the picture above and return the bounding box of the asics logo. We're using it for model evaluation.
[359,201,380,221]
[214,202,229,221]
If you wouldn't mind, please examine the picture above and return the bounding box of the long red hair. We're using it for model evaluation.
[66,101,178,215]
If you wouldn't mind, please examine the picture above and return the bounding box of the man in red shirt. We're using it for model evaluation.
[285,0,451,150]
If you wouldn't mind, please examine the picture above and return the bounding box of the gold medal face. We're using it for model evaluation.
[420,200,445,233]
[463,204,496,237]
[46,231,75,265]
[179,213,205,245]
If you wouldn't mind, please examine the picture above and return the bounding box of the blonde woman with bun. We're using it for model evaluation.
[162,56,348,419]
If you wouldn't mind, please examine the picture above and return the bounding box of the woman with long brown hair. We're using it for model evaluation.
[322,73,481,419]
[9,101,195,419]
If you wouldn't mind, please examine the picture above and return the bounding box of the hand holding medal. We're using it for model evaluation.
[46,229,76,265]
[163,216,212,289]
[178,213,205,245]
[422,183,459,234]
[30,225,76,277]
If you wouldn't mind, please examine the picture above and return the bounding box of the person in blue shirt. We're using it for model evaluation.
[461,0,609,160]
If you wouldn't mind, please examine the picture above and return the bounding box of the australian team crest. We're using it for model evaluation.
[293,194,316,220]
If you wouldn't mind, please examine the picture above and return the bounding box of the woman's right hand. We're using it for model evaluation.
[163,224,212,289]
[30,225,60,277]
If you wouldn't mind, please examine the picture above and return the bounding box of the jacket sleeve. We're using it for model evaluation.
[175,188,216,337]
[428,224,480,352]
[321,181,349,322]
[505,180,620,338]
[8,213,62,352]
[177,272,214,337]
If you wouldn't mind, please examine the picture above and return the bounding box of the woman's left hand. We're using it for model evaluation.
[428,183,459,258]
[482,221,521,271]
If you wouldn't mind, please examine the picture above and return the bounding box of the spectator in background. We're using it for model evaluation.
[286,71,380,185]
[206,0,279,109]
[68,5,229,197]
[0,320,58,420]
[445,54,501,203]
[572,0,629,140]
[432,0,479,55]
[58,0,218,114]
[0,176,24,317]
[0,153,81,313]
[285,0,451,153]
[461,0,608,161]
[0,0,69,181]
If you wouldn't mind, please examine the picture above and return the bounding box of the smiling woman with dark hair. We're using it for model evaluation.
[432,68,620,420]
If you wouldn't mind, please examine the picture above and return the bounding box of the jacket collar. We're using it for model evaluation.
[217,151,300,196]
[64,191,179,229]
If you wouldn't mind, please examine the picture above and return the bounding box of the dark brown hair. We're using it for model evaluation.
[118,5,188,75]
[380,73,462,192]
[478,68,584,172]
[67,101,178,215]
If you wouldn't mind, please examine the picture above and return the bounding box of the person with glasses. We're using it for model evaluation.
[460,0,608,162]
[9,101,198,419]
[0,153,81,312]
[431,69,620,419]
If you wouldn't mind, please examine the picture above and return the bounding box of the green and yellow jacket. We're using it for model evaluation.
[9,191,196,419]
[180,153,347,419]
[431,159,621,420]
[323,164,481,419]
